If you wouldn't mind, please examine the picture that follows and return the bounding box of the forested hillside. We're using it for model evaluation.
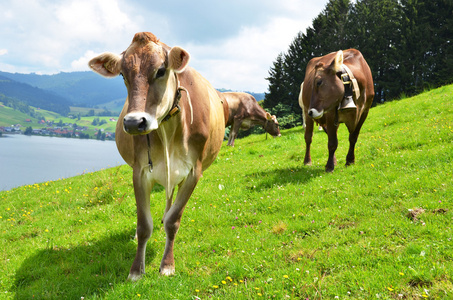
[264,0,453,128]
[0,75,71,115]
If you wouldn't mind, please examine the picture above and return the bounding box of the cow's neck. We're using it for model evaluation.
[161,74,193,125]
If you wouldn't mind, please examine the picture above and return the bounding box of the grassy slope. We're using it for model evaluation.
[1,85,452,299]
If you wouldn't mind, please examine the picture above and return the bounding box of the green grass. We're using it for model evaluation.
[1,85,452,299]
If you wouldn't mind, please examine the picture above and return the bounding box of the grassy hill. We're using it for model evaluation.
[1,85,452,299]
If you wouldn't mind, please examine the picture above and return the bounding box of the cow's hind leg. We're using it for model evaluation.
[159,162,202,276]
[128,167,153,281]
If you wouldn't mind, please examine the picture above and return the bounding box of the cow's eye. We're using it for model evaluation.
[316,80,323,87]
[156,67,166,79]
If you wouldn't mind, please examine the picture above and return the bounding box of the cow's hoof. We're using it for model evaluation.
[127,272,143,281]
[160,266,175,276]
[325,166,334,173]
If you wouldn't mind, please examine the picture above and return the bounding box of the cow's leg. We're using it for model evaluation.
[228,119,242,147]
[128,167,153,281]
[227,123,236,146]
[227,127,234,146]
[325,118,339,172]
[159,162,202,276]
[161,189,175,224]
[303,116,314,165]
[345,110,369,166]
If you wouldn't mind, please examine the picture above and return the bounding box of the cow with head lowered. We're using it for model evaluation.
[89,32,225,280]
[301,49,374,172]
[223,92,280,146]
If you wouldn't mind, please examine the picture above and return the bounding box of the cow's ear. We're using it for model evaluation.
[266,112,272,120]
[169,47,190,73]
[331,50,344,73]
[88,52,122,78]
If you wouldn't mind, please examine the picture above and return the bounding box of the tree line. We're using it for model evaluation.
[263,0,453,128]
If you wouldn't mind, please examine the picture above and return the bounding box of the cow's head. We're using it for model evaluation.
[308,50,344,119]
[88,32,190,135]
[265,112,281,137]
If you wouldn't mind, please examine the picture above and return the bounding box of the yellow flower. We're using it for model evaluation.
[387,287,393,291]
[195,289,199,293]
[258,293,263,296]
[399,272,404,276]
[213,285,219,289]
[222,280,226,285]
[283,275,289,279]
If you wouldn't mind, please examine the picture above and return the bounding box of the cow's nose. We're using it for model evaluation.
[308,110,313,117]
[137,117,148,132]
[123,113,153,135]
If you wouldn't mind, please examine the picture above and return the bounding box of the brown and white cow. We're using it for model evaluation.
[223,92,280,146]
[89,32,225,280]
[301,49,374,172]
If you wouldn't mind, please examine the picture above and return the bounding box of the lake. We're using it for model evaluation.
[0,134,125,191]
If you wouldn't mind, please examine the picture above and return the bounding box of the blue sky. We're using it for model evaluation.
[0,0,328,92]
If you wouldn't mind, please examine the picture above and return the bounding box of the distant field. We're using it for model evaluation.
[0,104,31,127]
[0,104,118,135]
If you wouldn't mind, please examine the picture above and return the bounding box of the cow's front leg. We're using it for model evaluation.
[228,119,242,146]
[325,122,338,172]
[160,163,201,275]
[303,116,314,165]
[128,167,153,281]
[345,110,369,166]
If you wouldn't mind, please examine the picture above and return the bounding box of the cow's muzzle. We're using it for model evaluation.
[123,113,157,135]
[308,108,324,119]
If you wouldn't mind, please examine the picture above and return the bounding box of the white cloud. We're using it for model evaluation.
[0,0,329,91]
[70,50,98,71]
[184,17,312,92]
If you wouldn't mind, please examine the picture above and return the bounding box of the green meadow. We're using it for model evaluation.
[1,85,452,299]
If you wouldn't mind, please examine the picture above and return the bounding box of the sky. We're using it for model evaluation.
[0,0,329,93]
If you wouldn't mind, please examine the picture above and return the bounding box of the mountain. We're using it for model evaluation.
[0,75,71,115]
[0,71,127,107]
[0,71,265,115]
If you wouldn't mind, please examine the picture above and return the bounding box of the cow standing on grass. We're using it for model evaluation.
[89,32,225,280]
[301,49,374,172]
[223,92,281,146]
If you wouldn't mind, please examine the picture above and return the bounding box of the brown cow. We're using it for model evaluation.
[223,92,281,146]
[301,49,374,172]
[88,32,225,280]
